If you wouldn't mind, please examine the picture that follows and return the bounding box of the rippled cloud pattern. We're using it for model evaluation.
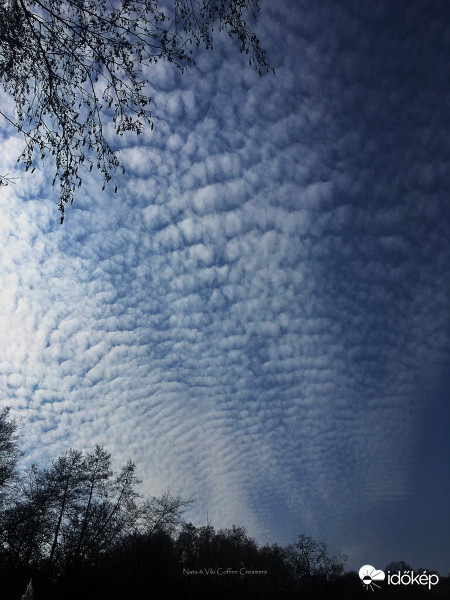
[0,0,448,572]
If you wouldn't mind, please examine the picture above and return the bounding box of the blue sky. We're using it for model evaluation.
[0,0,449,574]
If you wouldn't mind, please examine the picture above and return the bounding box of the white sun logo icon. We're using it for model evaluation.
[359,565,385,591]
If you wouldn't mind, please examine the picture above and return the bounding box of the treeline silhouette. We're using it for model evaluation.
[0,409,446,599]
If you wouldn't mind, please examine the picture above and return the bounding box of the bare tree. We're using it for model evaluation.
[0,407,22,502]
[67,454,141,565]
[385,560,412,572]
[0,442,194,582]
[46,449,84,575]
[0,0,272,221]
[0,464,54,567]
[137,491,194,538]
[286,534,347,582]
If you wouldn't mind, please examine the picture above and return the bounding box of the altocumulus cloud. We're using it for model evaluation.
[1,0,449,573]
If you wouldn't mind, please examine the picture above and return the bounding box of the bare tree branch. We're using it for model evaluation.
[0,0,272,222]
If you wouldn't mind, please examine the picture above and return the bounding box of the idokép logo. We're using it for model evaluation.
[359,564,440,592]
[359,565,385,591]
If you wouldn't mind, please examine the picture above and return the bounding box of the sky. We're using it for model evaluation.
[0,0,449,575]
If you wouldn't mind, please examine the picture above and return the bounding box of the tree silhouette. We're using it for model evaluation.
[0,419,369,599]
[0,0,272,222]
[45,449,85,576]
[0,442,197,598]
[385,560,412,573]
[0,463,54,567]
[285,533,347,598]
[0,407,22,506]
